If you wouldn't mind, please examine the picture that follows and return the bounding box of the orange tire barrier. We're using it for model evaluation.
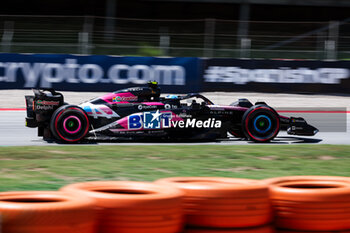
[0,191,96,233]
[277,230,350,233]
[185,225,275,233]
[61,181,184,233]
[264,176,350,231]
[155,177,272,228]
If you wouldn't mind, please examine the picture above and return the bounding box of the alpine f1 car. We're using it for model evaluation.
[25,81,318,143]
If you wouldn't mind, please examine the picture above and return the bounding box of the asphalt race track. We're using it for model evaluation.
[0,110,349,146]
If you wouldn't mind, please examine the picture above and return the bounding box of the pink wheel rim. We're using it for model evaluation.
[63,116,81,134]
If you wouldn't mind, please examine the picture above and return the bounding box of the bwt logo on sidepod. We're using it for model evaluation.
[0,59,186,87]
[128,110,172,129]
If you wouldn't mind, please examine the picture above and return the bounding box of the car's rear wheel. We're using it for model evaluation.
[50,105,90,143]
[242,105,280,142]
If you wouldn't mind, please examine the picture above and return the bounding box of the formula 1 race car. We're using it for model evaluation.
[25,81,318,143]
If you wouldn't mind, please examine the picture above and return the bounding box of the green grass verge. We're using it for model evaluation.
[0,145,350,191]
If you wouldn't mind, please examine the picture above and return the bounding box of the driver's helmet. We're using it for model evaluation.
[148,81,159,90]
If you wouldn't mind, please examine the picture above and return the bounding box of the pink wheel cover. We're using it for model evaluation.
[63,116,81,134]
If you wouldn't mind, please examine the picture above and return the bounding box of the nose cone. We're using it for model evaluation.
[287,122,319,136]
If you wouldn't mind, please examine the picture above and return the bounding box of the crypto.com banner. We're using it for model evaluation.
[202,58,350,94]
[0,53,200,93]
[2,53,350,94]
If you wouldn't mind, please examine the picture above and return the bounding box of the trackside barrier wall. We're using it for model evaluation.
[201,58,350,94]
[0,53,201,93]
[1,53,350,94]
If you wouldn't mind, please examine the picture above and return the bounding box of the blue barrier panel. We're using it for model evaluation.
[0,53,201,93]
[3,54,350,94]
[202,58,350,94]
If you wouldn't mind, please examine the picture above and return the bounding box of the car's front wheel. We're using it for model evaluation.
[50,105,90,143]
[242,105,280,142]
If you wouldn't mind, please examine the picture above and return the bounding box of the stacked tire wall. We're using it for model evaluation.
[155,177,273,232]
[264,176,350,232]
[1,176,350,232]
[60,181,184,233]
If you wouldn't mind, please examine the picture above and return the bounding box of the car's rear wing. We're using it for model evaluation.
[25,95,35,118]
[25,89,64,128]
